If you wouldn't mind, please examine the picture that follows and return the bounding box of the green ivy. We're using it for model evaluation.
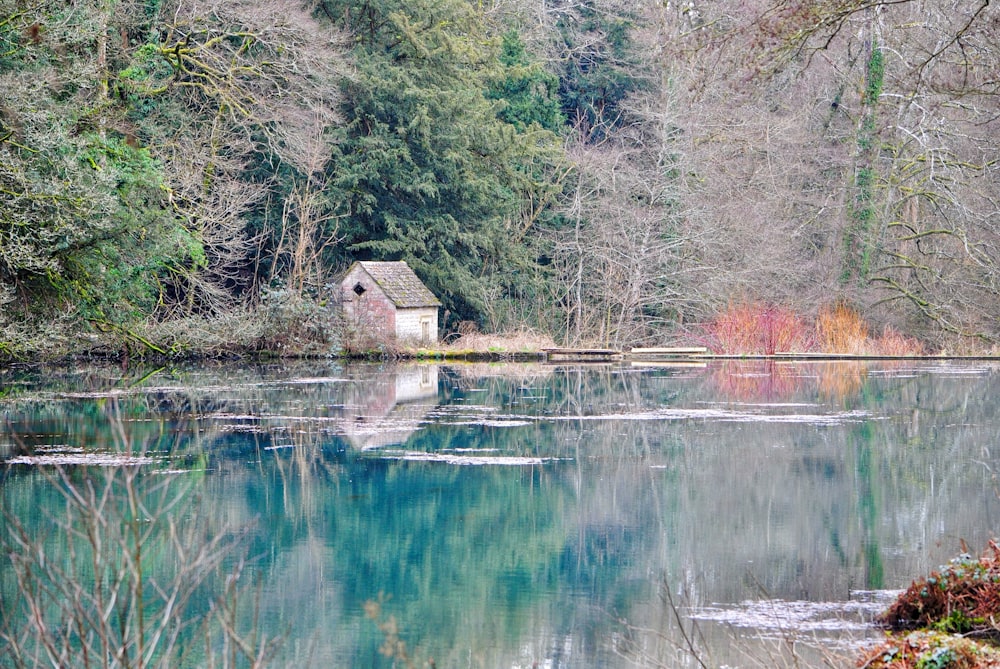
[864,46,884,105]
[842,41,885,285]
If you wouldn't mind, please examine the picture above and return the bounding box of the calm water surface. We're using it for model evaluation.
[3,360,1000,667]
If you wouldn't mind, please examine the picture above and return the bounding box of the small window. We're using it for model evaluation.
[353,283,366,296]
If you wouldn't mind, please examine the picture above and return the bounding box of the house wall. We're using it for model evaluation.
[394,365,439,401]
[396,307,438,344]
[341,266,396,339]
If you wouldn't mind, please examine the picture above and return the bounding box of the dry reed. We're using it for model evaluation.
[872,325,924,357]
[443,329,556,353]
[816,303,869,354]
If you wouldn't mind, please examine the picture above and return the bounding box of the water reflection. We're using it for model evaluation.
[3,361,1000,667]
[339,364,439,450]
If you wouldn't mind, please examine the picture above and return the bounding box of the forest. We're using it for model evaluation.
[0,0,997,358]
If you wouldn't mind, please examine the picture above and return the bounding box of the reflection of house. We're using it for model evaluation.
[340,261,441,345]
[341,365,439,449]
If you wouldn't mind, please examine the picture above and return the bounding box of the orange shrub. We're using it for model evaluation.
[815,302,868,354]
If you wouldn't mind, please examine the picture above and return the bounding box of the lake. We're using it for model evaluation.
[3,359,1000,668]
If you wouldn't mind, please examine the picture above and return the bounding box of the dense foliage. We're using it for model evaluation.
[1,0,998,357]
[319,0,564,324]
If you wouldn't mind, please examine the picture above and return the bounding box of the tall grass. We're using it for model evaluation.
[816,303,924,355]
[872,325,924,356]
[443,329,556,354]
[816,302,869,354]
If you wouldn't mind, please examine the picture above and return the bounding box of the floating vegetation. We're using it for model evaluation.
[428,405,498,415]
[54,389,136,399]
[719,402,824,408]
[219,424,271,434]
[548,407,871,426]
[275,377,349,385]
[690,592,897,637]
[378,451,554,466]
[924,367,993,376]
[8,452,160,466]
[443,419,535,428]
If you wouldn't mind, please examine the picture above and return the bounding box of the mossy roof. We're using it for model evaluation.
[353,261,441,308]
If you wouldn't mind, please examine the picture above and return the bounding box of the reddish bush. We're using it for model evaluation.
[706,302,812,355]
[880,541,1000,633]
[859,542,1000,668]
[872,326,925,357]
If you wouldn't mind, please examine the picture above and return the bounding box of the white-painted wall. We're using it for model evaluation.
[396,307,438,344]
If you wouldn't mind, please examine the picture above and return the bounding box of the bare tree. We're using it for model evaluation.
[656,0,1000,345]
[131,0,346,316]
[269,115,344,295]
[551,90,710,348]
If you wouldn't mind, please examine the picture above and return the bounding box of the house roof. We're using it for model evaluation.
[352,261,442,308]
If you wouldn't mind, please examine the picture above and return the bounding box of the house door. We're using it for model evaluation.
[420,317,431,344]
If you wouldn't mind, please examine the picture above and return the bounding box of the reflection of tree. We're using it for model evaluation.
[702,359,921,403]
[229,455,574,667]
[6,362,1000,666]
[1,405,275,668]
[852,422,885,589]
[707,360,805,402]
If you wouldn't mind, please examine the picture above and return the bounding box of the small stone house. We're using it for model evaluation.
[340,261,441,345]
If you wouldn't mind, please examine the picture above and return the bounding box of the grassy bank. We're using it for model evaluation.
[5,298,1000,364]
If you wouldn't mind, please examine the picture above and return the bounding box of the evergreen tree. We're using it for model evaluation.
[487,30,565,133]
[321,0,564,325]
[0,0,198,327]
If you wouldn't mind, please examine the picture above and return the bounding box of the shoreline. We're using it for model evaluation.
[6,346,1000,368]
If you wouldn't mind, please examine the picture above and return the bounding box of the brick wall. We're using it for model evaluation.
[341,264,439,344]
[342,266,396,339]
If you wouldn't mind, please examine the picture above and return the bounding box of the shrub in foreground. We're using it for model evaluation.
[879,541,1000,634]
[858,542,1000,669]
[857,630,1000,669]
[2,463,280,667]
